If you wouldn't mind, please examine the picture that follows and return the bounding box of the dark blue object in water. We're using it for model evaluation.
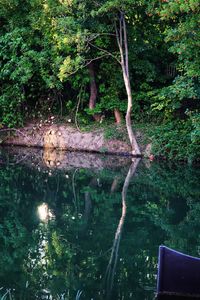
[157,246,200,299]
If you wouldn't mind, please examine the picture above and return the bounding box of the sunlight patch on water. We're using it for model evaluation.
[37,203,54,222]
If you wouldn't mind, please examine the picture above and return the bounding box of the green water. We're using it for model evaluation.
[0,147,199,300]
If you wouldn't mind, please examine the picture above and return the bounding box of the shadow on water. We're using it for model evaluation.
[0,147,200,299]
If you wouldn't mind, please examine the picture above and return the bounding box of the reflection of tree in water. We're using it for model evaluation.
[0,151,200,299]
[105,158,140,299]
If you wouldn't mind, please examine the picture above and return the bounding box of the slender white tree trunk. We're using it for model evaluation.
[115,12,141,156]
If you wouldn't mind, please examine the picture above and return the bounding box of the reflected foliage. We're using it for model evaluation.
[0,149,199,299]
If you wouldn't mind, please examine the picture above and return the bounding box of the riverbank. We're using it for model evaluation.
[0,120,152,157]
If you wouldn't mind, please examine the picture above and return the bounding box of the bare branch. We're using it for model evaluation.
[114,21,120,50]
[86,32,116,43]
[85,54,108,62]
[115,20,124,68]
[119,13,123,50]
[86,34,101,43]
[122,13,129,77]
[88,41,121,64]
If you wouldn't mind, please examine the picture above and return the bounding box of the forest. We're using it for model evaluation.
[0,0,199,161]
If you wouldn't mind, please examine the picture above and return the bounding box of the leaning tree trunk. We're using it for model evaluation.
[115,12,141,156]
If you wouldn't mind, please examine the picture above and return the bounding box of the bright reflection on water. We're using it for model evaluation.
[0,147,200,300]
[38,203,54,222]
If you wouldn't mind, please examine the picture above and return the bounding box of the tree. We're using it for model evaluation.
[57,0,143,154]
[149,0,200,161]
[87,0,143,154]
[115,11,141,155]
[0,0,62,126]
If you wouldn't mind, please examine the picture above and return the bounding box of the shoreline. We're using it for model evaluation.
[0,122,151,157]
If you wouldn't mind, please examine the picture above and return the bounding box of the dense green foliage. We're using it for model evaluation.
[0,148,200,299]
[0,0,199,160]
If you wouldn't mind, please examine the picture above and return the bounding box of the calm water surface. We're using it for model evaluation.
[0,147,199,300]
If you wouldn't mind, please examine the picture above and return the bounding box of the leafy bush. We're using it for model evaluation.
[151,112,200,162]
[151,76,199,119]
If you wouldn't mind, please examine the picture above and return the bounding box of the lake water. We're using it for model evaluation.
[0,147,199,300]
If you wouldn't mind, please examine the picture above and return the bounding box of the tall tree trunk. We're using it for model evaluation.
[88,62,99,121]
[115,12,141,156]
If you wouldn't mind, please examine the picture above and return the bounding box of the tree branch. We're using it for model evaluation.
[86,32,116,43]
[122,12,129,77]
[88,41,121,65]
[115,21,124,68]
